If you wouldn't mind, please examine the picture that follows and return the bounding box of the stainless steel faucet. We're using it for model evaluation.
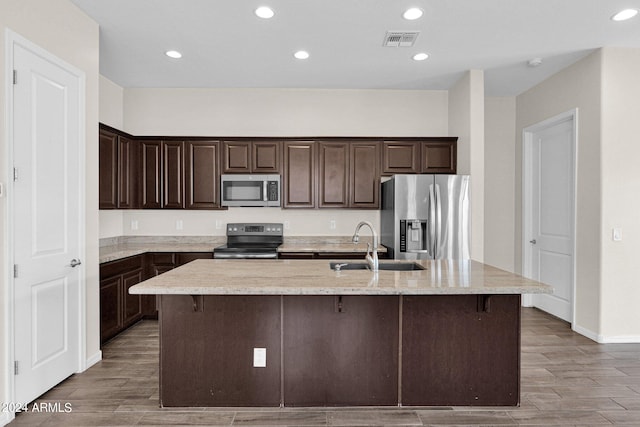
[352,221,379,272]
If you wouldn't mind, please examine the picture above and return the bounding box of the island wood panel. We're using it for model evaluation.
[401,294,520,406]
[159,295,282,407]
[282,295,399,406]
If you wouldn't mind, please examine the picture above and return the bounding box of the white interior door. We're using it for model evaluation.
[12,39,84,404]
[524,114,576,322]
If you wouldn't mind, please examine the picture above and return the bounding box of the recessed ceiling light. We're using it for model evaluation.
[403,8,424,20]
[294,50,310,60]
[165,50,182,59]
[255,6,274,19]
[611,8,638,21]
[413,53,429,61]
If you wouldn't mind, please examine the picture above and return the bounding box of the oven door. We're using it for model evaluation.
[221,174,280,207]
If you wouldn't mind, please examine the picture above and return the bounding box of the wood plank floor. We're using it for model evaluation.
[8,308,640,426]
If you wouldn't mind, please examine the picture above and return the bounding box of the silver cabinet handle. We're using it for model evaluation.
[529,239,537,244]
[69,258,82,267]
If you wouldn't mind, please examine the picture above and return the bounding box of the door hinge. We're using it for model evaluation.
[13,70,17,85]
[13,167,18,182]
[14,360,19,375]
[13,264,18,278]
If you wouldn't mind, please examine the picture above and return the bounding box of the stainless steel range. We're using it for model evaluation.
[213,223,283,259]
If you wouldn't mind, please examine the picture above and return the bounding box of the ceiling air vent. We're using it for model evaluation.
[383,31,420,47]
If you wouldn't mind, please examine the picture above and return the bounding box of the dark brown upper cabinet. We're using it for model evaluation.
[283,141,316,208]
[162,141,185,209]
[318,142,349,208]
[382,138,457,176]
[185,140,221,209]
[99,127,139,209]
[421,139,457,174]
[99,128,118,209]
[141,140,163,209]
[382,141,421,175]
[349,141,380,208]
[222,140,281,173]
[317,141,380,209]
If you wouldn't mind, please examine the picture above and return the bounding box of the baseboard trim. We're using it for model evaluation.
[573,324,640,343]
[572,324,599,342]
[84,350,102,370]
[1,411,13,427]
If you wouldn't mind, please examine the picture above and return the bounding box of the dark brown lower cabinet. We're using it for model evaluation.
[401,295,521,406]
[283,295,399,406]
[160,295,282,407]
[157,293,521,407]
[99,255,144,344]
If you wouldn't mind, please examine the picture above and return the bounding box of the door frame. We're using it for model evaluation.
[3,29,87,416]
[521,109,578,326]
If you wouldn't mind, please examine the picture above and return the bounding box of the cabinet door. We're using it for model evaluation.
[141,140,162,208]
[401,295,520,406]
[185,141,220,209]
[222,140,251,173]
[283,295,399,406]
[421,140,457,174]
[99,129,118,209]
[349,142,380,208]
[163,141,185,209]
[252,141,281,173]
[382,141,420,175]
[117,136,138,208]
[122,269,143,327]
[100,276,122,344]
[318,142,349,208]
[283,141,316,208]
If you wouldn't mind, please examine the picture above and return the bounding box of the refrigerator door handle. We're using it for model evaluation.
[429,184,436,258]
[435,183,442,259]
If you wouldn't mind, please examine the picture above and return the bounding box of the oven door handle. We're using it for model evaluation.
[263,181,268,201]
[214,252,278,259]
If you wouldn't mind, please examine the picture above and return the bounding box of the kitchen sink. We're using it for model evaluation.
[329,262,425,271]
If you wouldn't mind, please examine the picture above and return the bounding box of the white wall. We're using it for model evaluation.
[484,97,516,272]
[0,0,99,422]
[99,75,124,129]
[124,88,448,137]
[516,51,603,338]
[448,70,485,262]
[599,47,640,341]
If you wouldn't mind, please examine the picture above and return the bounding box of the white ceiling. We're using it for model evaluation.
[70,0,640,96]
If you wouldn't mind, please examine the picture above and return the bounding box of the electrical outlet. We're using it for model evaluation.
[130,220,138,230]
[330,219,336,230]
[253,348,266,368]
[284,221,290,230]
[215,220,223,229]
[176,220,183,230]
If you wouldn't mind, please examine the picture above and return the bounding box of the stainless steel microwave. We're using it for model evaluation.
[220,174,281,207]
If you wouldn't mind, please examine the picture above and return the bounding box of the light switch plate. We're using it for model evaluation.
[253,348,266,368]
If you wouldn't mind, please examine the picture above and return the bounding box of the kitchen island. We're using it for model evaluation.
[129,259,551,408]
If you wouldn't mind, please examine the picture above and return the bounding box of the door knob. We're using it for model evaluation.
[529,239,537,244]
[69,258,82,267]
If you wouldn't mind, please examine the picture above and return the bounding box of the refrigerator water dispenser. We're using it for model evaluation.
[399,219,429,253]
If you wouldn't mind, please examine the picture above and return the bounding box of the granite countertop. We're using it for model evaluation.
[99,237,384,264]
[99,243,219,264]
[277,242,387,253]
[129,259,552,296]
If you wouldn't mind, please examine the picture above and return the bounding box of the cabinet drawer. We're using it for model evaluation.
[151,252,175,265]
[100,255,144,279]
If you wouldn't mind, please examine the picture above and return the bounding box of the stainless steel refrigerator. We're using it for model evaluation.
[380,174,470,260]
